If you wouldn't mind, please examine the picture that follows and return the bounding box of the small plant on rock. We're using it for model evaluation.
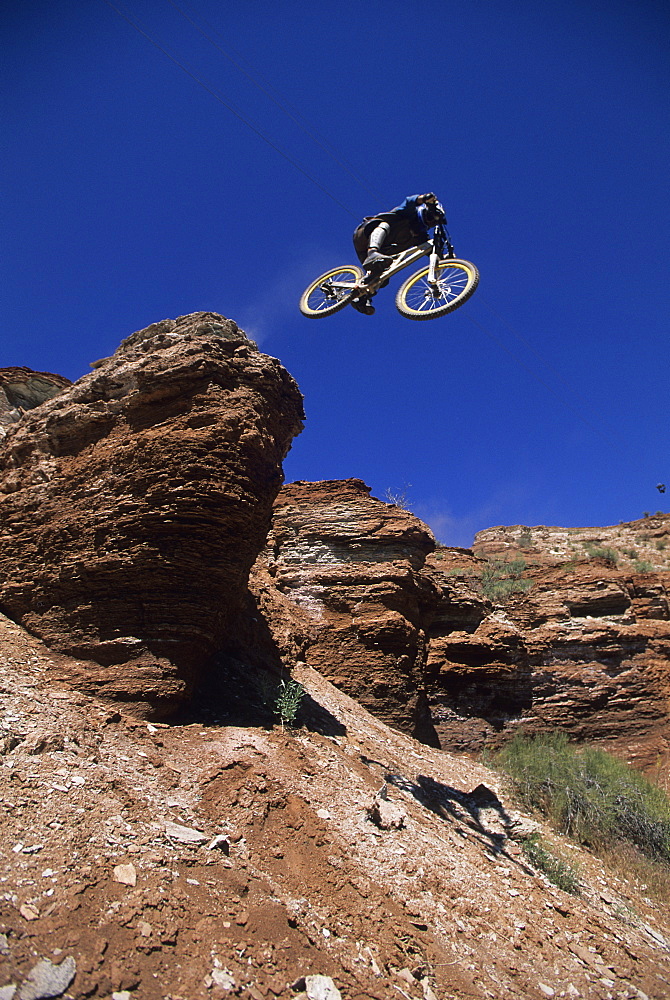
[274,678,305,730]
[585,545,619,565]
[384,483,412,511]
[480,557,532,602]
[522,832,580,894]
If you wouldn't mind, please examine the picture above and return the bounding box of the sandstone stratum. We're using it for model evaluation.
[1,312,669,999]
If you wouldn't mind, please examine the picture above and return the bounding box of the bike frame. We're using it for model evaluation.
[326,224,456,297]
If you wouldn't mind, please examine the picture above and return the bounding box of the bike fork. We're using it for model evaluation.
[427,251,440,286]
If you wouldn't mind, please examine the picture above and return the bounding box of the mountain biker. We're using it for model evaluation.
[350,193,446,315]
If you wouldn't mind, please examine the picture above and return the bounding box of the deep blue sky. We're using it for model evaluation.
[3,0,669,545]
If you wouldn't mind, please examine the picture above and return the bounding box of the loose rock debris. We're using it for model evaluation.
[1,619,670,998]
[367,787,407,831]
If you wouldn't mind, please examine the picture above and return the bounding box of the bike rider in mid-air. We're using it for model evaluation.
[350,192,446,315]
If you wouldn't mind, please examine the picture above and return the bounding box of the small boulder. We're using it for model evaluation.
[164,820,208,845]
[112,863,137,887]
[292,976,342,1000]
[367,788,406,830]
[17,956,76,1000]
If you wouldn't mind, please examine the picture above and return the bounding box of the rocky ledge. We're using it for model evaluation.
[249,491,670,780]
[0,367,72,432]
[1,312,668,783]
[425,548,670,776]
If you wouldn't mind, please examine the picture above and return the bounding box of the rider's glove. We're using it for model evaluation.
[420,192,438,205]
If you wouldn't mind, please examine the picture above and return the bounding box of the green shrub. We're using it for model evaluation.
[274,679,305,730]
[522,832,580,894]
[633,559,654,573]
[585,545,619,565]
[495,732,670,863]
[480,558,532,602]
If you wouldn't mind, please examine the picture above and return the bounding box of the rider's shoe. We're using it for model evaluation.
[351,296,375,315]
[363,251,392,274]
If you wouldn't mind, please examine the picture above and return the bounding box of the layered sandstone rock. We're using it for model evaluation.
[425,522,670,780]
[473,515,670,572]
[244,491,670,774]
[0,367,71,432]
[0,312,304,715]
[248,480,440,741]
[2,323,668,777]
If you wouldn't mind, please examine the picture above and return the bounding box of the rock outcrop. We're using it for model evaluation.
[2,313,668,780]
[0,367,71,432]
[247,491,670,779]
[248,480,439,741]
[425,521,670,781]
[473,516,670,572]
[0,312,304,716]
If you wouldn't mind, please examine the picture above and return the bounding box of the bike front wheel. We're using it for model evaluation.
[395,258,479,320]
[299,265,365,318]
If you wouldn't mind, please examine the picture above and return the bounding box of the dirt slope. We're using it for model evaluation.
[2,612,670,1000]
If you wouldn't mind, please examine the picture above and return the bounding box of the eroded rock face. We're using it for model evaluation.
[245,491,670,773]
[425,525,670,778]
[473,515,670,572]
[248,479,439,741]
[0,367,71,432]
[0,312,304,715]
[3,330,667,774]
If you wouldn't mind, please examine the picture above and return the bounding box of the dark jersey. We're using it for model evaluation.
[353,194,429,262]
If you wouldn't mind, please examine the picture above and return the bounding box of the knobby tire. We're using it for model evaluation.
[299,265,365,318]
[395,258,479,320]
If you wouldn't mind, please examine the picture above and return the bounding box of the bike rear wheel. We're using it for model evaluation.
[395,258,479,320]
[300,265,365,318]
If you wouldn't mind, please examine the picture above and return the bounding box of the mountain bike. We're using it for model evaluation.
[299,223,479,320]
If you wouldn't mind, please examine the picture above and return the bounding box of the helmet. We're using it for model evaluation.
[418,200,446,227]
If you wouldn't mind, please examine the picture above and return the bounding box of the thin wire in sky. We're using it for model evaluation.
[164,0,386,204]
[465,310,623,451]
[103,0,649,471]
[101,0,359,219]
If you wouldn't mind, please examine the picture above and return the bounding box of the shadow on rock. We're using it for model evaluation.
[187,651,346,737]
[368,762,517,854]
[297,688,347,737]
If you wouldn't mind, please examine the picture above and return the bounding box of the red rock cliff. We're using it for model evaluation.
[425,519,670,781]
[247,479,440,742]
[249,489,670,781]
[0,313,304,716]
[2,323,668,780]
